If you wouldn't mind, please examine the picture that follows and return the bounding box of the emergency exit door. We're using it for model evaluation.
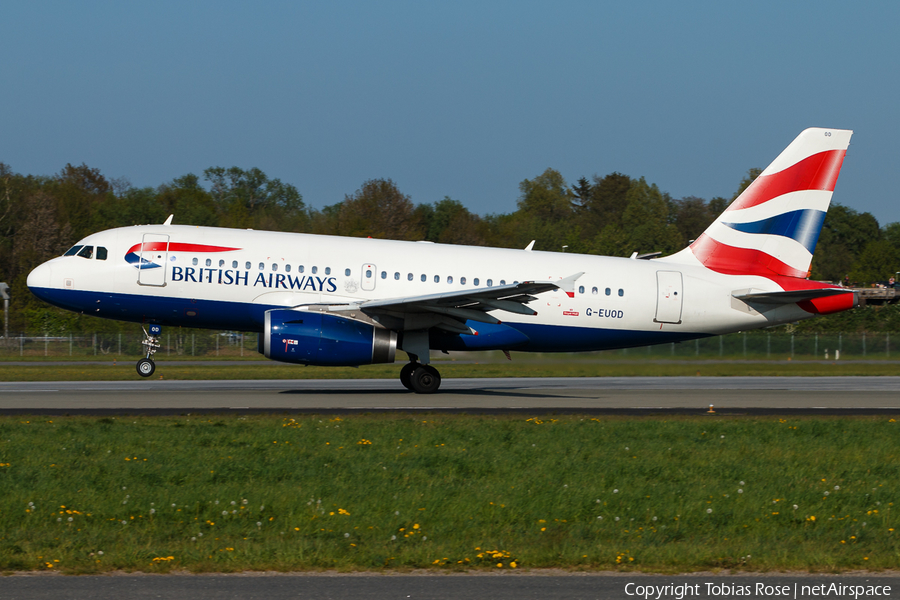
[361,264,376,291]
[654,270,683,324]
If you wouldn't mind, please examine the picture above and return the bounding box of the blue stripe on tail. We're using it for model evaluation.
[723,209,826,253]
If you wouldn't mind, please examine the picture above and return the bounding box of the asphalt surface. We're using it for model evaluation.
[1,376,899,415]
[3,376,898,598]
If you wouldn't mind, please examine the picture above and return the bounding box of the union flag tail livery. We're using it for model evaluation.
[672,128,852,279]
[27,128,858,392]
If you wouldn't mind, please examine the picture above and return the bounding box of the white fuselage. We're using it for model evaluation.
[27,224,813,353]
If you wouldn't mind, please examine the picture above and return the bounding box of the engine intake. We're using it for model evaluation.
[263,309,397,366]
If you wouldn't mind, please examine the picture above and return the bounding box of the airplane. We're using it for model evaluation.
[27,128,857,393]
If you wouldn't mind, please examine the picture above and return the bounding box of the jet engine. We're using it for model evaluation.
[263,309,397,366]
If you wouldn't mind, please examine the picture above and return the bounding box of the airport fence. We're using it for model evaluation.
[0,331,260,359]
[0,330,898,360]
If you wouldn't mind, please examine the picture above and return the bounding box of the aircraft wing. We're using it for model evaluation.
[354,273,583,334]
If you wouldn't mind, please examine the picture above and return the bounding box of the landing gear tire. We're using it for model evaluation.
[136,358,156,378]
[400,362,418,390]
[410,364,441,394]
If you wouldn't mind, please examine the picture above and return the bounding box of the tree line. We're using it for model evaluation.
[1,161,898,335]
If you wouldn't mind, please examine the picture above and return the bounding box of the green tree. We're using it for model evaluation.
[517,168,572,222]
[732,168,762,202]
[424,197,485,246]
[583,172,631,232]
[204,167,306,231]
[671,196,717,246]
[331,178,424,240]
[621,177,682,255]
[810,203,881,281]
[849,240,899,285]
[157,174,218,227]
[54,163,113,239]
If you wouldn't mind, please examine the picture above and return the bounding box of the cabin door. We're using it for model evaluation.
[137,234,169,287]
[654,270,683,324]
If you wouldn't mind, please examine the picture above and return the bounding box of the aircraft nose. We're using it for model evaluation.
[27,262,52,292]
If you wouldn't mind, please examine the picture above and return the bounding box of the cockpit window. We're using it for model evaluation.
[76,246,94,259]
[96,247,108,260]
[64,245,83,257]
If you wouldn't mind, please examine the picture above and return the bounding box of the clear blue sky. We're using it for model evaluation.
[2,1,899,225]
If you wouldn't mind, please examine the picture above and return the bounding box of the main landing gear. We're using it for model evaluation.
[399,362,441,394]
[136,324,162,378]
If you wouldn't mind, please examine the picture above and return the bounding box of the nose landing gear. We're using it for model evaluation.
[137,324,161,378]
[400,362,441,394]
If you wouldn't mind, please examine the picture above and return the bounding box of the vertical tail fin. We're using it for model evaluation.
[677,128,852,279]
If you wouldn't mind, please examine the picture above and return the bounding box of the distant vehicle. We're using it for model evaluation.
[27,128,857,392]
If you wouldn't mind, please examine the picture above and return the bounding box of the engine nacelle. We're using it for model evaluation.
[263,309,397,366]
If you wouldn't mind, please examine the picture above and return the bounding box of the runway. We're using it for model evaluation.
[1,376,899,415]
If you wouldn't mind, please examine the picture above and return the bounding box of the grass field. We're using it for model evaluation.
[1,414,898,573]
[1,358,900,381]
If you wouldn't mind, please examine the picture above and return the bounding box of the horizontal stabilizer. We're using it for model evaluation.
[734,288,854,305]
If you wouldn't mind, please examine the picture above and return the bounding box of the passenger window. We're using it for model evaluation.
[381,271,387,279]
[64,245,83,257]
[299,265,304,273]
[407,273,413,281]
[366,269,372,278]
[232,261,238,268]
[218,259,224,267]
[312,266,318,274]
[448,276,453,284]
[258,263,264,271]
[605,288,611,296]
[500,280,506,285]
[618,289,624,297]
[420,274,426,282]
[434,275,440,283]
[394,272,400,280]
[192,258,199,266]
[206,259,212,267]
[474,278,480,286]
[285,264,291,273]
[272,264,278,271]
[96,247,108,261]
[592,287,598,295]
[578,285,585,294]
[325,267,331,275]
[461,277,467,285]
[245,262,251,270]
[345,268,351,276]
[486,279,492,287]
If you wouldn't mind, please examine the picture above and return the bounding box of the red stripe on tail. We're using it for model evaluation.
[728,149,846,212]
[690,234,808,278]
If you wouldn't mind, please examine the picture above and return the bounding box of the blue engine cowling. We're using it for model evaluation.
[263,309,397,366]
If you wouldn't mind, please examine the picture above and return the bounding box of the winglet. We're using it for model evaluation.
[524,240,535,252]
[557,272,585,298]
[163,214,174,226]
